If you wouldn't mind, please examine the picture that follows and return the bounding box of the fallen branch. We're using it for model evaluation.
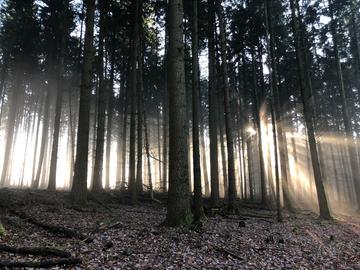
[0,257,81,268]
[8,209,88,240]
[0,244,71,258]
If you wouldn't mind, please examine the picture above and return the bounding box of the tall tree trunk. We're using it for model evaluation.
[31,95,44,186]
[48,30,66,190]
[32,88,51,189]
[128,0,141,204]
[191,0,204,220]
[162,87,168,192]
[264,0,283,221]
[156,109,162,189]
[0,56,8,114]
[20,108,34,187]
[251,47,267,204]
[68,88,76,189]
[200,121,210,197]
[218,105,228,198]
[217,0,236,211]
[71,0,96,205]
[144,103,153,199]
[166,0,191,226]
[162,22,169,193]
[121,83,129,188]
[105,48,115,190]
[136,46,144,194]
[289,0,331,219]
[92,1,107,191]
[246,124,254,201]
[328,0,360,208]
[208,0,219,206]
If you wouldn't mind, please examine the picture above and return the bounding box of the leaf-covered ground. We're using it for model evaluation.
[0,189,359,269]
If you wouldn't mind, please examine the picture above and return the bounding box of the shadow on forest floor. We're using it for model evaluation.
[0,189,359,269]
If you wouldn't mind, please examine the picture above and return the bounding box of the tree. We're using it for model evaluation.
[0,0,39,187]
[166,0,192,226]
[48,0,73,191]
[217,0,237,211]
[128,0,141,204]
[191,0,204,221]
[328,0,360,209]
[289,0,332,219]
[71,0,96,205]
[92,0,107,191]
[264,0,283,221]
[208,0,220,206]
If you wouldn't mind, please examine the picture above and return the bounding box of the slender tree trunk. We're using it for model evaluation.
[291,136,299,182]
[200,121,210,197]
[20,109,34,187]
[31,95,44,186]
[208,0,219,206]
[71,0,96,205]
[246,126,254,201]
[328,0,360,208]
[128,0,141,204]
[162,23,169,192]
[329,144,340,201]
[68,88,75,189]
[136,21,144,193]
[289,0,331,219]
[0,56,7,112]
[191,0,204,221]
[48,31,66,190]
[251,47,267,204]
[264,0,283,221]
[121,84,129,188]
[92,1,107,191]
[156,109,162,189]
[32,88,51,189]
[217,0,237,211]
[105,50,115,190]
[218,106,228,198]
[144,104,153,199]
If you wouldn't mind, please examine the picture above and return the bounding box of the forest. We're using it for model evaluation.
[0,0,359,268]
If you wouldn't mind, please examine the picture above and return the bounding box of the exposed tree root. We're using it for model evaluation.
[8,209,88,240]
[0,243,71,257]
[0,257,82,268]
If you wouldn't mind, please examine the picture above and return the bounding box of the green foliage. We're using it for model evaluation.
[0,223,6,236]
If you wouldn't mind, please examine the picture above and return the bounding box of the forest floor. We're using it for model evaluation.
[0,189,359,269]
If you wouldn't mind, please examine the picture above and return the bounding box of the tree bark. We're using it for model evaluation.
[166,0,191,226]
[328,0,360,208]
[136,20,144,194]
[92,0,107,191]
[191,0,204,221]
[71,0,96,205]
[217,0,237,211]
[48,23,67,190]
[128,0,140,204]
[264,0,283,222]
[32,88,51,189]
[289,0,331,219]
[208,0,219,206]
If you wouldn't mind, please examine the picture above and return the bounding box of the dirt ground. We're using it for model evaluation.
[0,189,359,269]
